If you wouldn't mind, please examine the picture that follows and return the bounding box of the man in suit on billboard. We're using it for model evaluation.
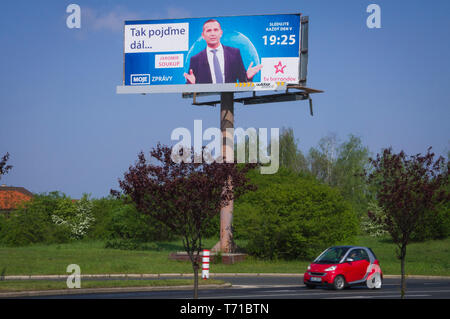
[184,19,263,84]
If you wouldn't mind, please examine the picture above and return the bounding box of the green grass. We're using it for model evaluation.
[0,236,448,277]
[0,279,225,292]
[357,236,450,276]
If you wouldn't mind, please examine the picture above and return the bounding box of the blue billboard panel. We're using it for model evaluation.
[124,14,301,86]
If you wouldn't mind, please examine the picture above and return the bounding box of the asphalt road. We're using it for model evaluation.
[23,276,450,299]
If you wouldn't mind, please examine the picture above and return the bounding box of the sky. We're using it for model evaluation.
[1,0,449,198]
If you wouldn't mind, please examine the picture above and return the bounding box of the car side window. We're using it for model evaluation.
[348,249,369,262]
[347,249,360,261]
[360,249,370,262]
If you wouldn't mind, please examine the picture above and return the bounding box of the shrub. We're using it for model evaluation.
[88,196,124,240]
[51,194,95,240]
[104,238,158,251]
[233,168,359,260]
[103,200,176,249]
[0,192,72,246]
[410,201,450,241]
[361,200,388,237]
[0,192,179,247]
[0,214,6,235]
[363,198,449,242]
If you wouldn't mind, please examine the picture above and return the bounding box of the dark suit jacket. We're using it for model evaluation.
[187,45,248,84]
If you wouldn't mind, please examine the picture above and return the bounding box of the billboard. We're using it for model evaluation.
[123,14,302,90]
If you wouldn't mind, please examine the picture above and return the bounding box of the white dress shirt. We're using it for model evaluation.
[206,44,225,83]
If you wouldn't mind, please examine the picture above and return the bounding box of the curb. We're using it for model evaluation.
[2,273,450,281]
[382,275,450,280]
[0,283,232,298]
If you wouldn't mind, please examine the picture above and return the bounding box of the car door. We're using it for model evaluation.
[358,249,371,281]
[345,249,370,283]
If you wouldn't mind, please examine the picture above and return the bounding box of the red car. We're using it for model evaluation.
[304,246,383,290]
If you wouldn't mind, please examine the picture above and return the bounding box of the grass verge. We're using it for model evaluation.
[0,279,225,292]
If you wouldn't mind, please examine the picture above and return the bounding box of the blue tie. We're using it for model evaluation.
[211,49,223,83]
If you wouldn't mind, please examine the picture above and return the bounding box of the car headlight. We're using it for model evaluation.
[307,265,311,271]
[325,266,337,271]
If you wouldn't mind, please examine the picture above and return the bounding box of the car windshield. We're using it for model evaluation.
[314,247,350,264]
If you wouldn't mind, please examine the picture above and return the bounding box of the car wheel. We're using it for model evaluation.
[332,275,346,290]
[367,273,382,289]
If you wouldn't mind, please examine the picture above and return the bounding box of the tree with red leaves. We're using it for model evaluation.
[0,153,13,180]
[366,147,449,298]
[112,143,256,298]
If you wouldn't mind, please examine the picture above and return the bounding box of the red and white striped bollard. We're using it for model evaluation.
[202,249,210,280]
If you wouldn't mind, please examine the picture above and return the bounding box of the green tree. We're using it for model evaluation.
[278,127,308,173]
[333,134,371,217]
[307,133,338,184]
[234,168,358,260]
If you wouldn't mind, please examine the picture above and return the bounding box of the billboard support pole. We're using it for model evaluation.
[219,92,234,253]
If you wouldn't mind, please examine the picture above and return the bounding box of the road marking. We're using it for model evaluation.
[327,294,432,299]
[201,289,450,299]
[261,290,299,293]
[232,285,302,289]
[204,292,309,299]
[378,283,398,286]
[374,294,432,298]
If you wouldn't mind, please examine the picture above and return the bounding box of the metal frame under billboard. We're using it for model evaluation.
[118,13,305,94]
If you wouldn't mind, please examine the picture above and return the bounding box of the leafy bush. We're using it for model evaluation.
[0,192,72,246]
[104,238,158,251]
[0,192,178,247]
[410,179,449,241]
[203,213,220,239]
[51,194,95,239]
[411,202,450,241]
[88,196,124,240]
[103,200,176,249]
[363,197,449,242]
[233,168,359,260]
[0,214,6,235]
[361,200,388,237]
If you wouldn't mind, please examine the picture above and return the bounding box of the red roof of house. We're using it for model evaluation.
[0,186,33,211]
